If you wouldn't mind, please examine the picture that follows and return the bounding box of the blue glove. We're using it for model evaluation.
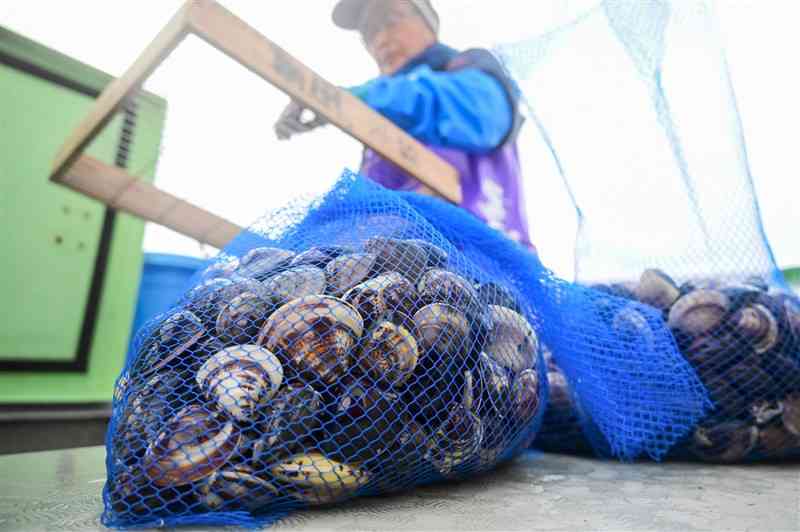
[347,65,513,153]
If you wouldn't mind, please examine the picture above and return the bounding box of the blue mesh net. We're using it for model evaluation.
[104,173,548,528]
[106,170,711,527]
[497,0,800,462]
[399,186,709,461]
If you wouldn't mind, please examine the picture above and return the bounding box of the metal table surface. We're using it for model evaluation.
[0,446,796,531]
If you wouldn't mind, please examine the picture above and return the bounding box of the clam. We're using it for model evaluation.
[758,423,800,457]
[271,451,370,500]
[761,352,800,396]
[512,369,540,424]
[721,284,763,312]
[258,295,363,385]
[195,336,227,360]
[545,368,574,414]
[376,420,429,492]
[612,305,656,348]
[703,371,751,419]
[196,345,283,421]
[323,379,405,463]
[750,399,783,426]
[285,486,352,506]
[108,468,164,515]
[404,238,448,268]
[356,318,419,388]
[215,292,273,345]
[780,393,800,436]
[343,272,417,326]
[155,308,203,344]
[486,305,538,373]
[678,280,696,295]
[689,420,758,463]
[413,303,470,358]
[185,277,233,323]
[473,353,517,458]
[477,446,505,470]
[237,247,295,280]
[591,295,619,326]
[113,372,129,403]
[591,283,637,301]
[477,282,522,313]
[220,277,273,304]
[198,465,279,511]
[290,246,353,268]
[731,303,779,354]
[418,269,484,320]
[718,361,776,402]
[475,352,512,418]
[404,366,466,425]
[137,310,205,376]
[200,257,240,281]
[426,372,484,476]
[668,289,730,336]
[635,268,680,310]
[325,253,378,296]
[542,344,558,371]
[776,294,800,341]
[365,237,429,284]
[251,383,323,464]
[262,265,327,303]
[143,404,240,487]
[115,371,182,465]
[682,333,738,381]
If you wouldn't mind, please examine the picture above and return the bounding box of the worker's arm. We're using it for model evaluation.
[349,65,513,154]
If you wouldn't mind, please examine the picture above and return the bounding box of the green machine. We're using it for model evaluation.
[0,27,167,405]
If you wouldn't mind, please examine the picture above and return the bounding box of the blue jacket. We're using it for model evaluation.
[349,44,515,153]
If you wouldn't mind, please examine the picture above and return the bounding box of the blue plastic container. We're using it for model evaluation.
[127,253,206,356]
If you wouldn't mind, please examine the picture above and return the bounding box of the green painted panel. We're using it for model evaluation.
[782,267,800,288]
[0,64,123,362]
[0,28,167,403]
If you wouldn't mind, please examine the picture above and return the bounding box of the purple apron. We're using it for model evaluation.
[361,142,534,250]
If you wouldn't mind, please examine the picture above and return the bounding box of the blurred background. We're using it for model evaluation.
[1,0,798,453]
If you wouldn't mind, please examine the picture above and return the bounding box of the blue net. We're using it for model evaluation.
[399,185,709,461]
[497,0,800,461]
[105,170,710,527]
[104,173,548,528]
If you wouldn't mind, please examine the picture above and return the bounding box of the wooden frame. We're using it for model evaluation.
[50,0,461,249]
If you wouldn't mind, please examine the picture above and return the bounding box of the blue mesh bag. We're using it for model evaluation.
[497,0,800,462]
[104,173,550,528]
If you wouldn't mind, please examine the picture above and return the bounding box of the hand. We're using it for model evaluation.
[273,100,327,140]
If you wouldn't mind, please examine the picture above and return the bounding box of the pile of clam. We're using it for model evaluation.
[109,237,542,517]
[593,269,800,462]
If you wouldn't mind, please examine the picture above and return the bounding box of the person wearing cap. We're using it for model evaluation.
[274,0,533,249]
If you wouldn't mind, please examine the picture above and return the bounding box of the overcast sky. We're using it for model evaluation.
[2,1,797,280]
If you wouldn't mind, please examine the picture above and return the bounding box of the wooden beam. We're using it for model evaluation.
[186,0,462,203]
[50,1,193,182]
[49,0,462,250]
[62,156,242,248]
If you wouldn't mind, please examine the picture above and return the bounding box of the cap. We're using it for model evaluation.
[332,0,440,36]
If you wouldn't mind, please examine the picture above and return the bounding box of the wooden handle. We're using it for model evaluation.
[186,0,461,203]
[62,156,242,248]
[50,2,192,182]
